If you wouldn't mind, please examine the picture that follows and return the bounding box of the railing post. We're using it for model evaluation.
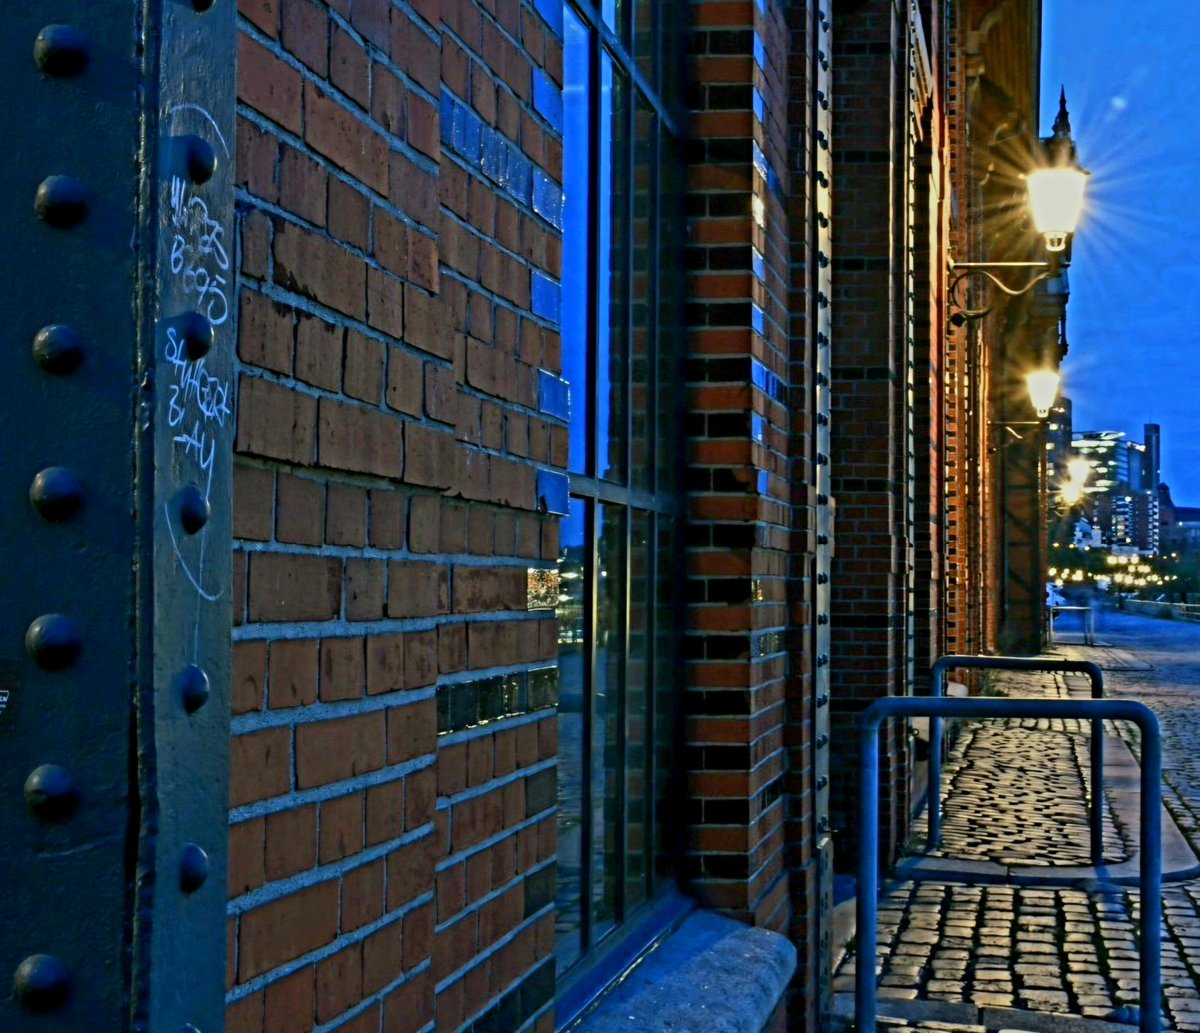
[1139,710,1163,1033]
[856,711,881,1033]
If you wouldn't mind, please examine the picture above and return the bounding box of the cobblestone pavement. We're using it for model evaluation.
[834,609,1200,1031]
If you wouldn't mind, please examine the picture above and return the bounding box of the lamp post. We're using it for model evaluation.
[950,88,1088,654]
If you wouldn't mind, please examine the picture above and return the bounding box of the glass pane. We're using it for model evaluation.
[625,509,651,909]
[563,8,591,477]
[653,512,678,883]
[632,0,658,90]
[555,496,589,973]
[630,95,656,491]
[598,56,629,484]
[602,0,629,43]
[593,504,625,938]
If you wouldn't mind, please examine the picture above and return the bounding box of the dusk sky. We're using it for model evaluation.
[1041,2,1200,503]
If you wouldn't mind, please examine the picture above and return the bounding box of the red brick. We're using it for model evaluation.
[328,177,370,250]
[320,636,365,702]
[232,639,267,715]
[236,375,316,465]
[387,561,449,617]
[403,423,456,489]
[347,559,386,621]
[369,489,407,549]
[351,0,390,47]
[405,766,436,830]
[367,267,405,340]
[238,35,302,134]
[438,742,467,797]
[319,791,365,862]
[331,24,370,108]
[229,817,265,896]
[266,804,317,880]
[231,727,291,806]
[389,151,438,229]
[437,622,466,674]
[362,920,403,996]
[366,633,406,696]
[316,945,363,1024]
[374,206,410,278]
[263,967,314,1033]
[344,329,386,404]
[305,84,388,193]
[239,879,339,980]
[404,630,437,687]
[386,348,424,416]
[407,231,439,292]
[406,94,440,160]
[269,638,319,708]
[365,777,405,845]
[279,146,327,227]
[382,969,433,1033]
[386,835,436,910]
[295,315,344,391]
[387,701,436,763]
[274,221,367,319]
[281,0,328,75]
[240,207,271,279]
[402,902,434,971]
[227,990,264,1033]
[317,398,404,478]
[296,713,387,788]
[238,0,277,37]
[249,553,341,622]
[327,483,369,545]
[371,64,407,138]
[237,118,278,202]
[275,472,325,545]
[234,463,273,543]
[342,858,385,932]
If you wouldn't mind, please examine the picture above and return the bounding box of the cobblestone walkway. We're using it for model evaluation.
[834,610,1200,1032]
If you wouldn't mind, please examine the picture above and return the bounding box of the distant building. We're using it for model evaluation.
[1072,428,1160,553]
[1160,483,1200,550]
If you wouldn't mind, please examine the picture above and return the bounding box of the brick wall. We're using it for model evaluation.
[227,2,565,1030]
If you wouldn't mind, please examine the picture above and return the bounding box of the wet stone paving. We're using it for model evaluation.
[833,610,1200,1032]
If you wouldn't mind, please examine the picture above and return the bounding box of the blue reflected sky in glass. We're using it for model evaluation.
[562,7,591,476]
[1042,2,1200,501]
[596,55,617,481]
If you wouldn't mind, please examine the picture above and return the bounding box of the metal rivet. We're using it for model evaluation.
[183,134,218,184]
[179,844,210,893]
[176,484,211,534]
[33,25,89,77]
[192,0,216,10]
[13,954,71,1012]
[29,467,83,522]
[176,664,210,714]
[25,614,81,670]
[175,312,214,360]
[34,175,87,228]
[32,324,85,374]
[23,764,80,821]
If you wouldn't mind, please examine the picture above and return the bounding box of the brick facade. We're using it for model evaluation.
[219,1,1048,1030]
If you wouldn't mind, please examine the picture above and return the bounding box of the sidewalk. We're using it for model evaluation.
[832,635,1200,1033]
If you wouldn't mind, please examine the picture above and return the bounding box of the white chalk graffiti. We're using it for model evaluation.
[169,176,230,325]
[164,326,231,487]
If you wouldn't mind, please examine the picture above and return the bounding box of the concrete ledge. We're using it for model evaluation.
[574,910,796,1033]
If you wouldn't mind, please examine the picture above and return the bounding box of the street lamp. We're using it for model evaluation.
[1024,369,1061,419]
[948,89,1089,323]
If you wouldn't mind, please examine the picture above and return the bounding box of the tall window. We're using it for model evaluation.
[555,0,683,985]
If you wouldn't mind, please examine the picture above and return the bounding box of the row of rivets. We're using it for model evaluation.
[21,21,90,1016]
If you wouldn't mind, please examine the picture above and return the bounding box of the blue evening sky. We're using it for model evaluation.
[1041,2,1200,503]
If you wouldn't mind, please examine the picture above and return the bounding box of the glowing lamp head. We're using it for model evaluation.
[1028,88,1089,252]
[1066,456,1091,484]
[1025,368,1061,419]
[1060,482,1083,506]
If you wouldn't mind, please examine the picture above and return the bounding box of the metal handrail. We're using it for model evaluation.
[928,654,1105,863]
[857,696,1162,1033]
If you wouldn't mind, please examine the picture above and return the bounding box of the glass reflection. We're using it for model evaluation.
[630,95,656,491]
[563,7,591,477]
[625,510,651,908]
[593,504,625,938]
[598,56,629,484]
[555,496,588,972]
